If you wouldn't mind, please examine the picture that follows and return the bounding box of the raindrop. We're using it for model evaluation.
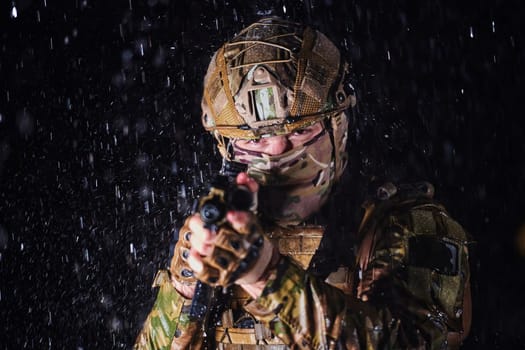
[64,36,70,45]
[283,5,287,13]
[0,225,8,250]
[139,185,151,199]
[109,315,123,332]
[100,294,113,309]
[144,201,150,214]
[83,248,90,262]
[386,50,391,61]
[193,151,198,164]
[0,113,3,123]
[121,49,133,65]
[80,216,84,229]
[171,161,178,175]
[50,37,54,50]
[10,5,17,19]
[136,153,149,168]
[20,242,24,251]
[492,20,495,33]
[36,10,40,22]
[129,243,134,254]
[128,0,132,10]
[179,184,187,199]
[43,0,47,7]
[469,26,474,38]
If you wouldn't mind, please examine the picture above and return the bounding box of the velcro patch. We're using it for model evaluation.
[408,236,459,275]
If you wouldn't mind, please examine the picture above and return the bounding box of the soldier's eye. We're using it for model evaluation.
[292,128,308,136]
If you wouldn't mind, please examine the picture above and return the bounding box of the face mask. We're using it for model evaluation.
[233,128,337,226]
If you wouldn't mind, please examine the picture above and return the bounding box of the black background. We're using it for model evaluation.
[1,0,524,348]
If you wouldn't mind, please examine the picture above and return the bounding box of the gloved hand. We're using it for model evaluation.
[187,173,277,288]
[169,218,198,299]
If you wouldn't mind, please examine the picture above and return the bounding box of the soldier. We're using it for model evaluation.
[135,17,472,349]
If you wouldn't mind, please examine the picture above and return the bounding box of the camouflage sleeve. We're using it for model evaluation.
[134,270,201,350]
[245,257,347,349]
[246,203,472,349]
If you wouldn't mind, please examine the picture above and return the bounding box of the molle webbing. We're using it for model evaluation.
[267,225,324,269]
[216,225,325,348]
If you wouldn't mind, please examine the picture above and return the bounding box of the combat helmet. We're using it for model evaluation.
[201,17,356,147]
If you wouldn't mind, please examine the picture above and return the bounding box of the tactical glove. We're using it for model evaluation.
[194,212,274,287]
[170,218,198,290]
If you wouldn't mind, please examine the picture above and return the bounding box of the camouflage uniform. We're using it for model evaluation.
[134,183,472,350]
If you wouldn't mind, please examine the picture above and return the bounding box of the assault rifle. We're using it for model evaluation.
[188,161,253,321]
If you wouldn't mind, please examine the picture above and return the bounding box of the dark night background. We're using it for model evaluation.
[1,0,524,348]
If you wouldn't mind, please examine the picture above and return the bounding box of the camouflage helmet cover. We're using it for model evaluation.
[201,17,356,145]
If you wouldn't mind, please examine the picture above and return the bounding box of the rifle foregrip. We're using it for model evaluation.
[188,281,212,321]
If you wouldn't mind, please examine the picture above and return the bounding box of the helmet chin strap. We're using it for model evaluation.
[214,132,238,163]
[324,118,338,191]
[225,138,235,161]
